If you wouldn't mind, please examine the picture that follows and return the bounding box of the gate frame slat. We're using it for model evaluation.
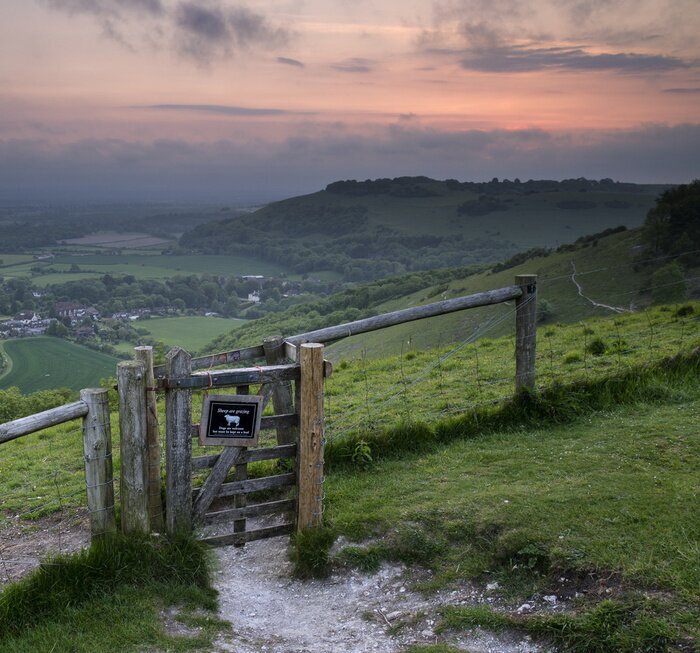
[202,523,294,547]
[203,498,296,525]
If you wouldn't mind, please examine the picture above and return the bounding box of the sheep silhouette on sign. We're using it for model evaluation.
[224,414,241,427]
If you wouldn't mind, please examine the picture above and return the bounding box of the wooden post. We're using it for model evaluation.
[263,336,297,447]
[233,385,249,545]
[134,346,164,532]
[81,388,116,539]
[165,347,192,535]
[297,343,325,531]
[117,360,150,534]
[515,274,538,392]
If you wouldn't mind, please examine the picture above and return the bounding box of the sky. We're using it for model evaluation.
[1,0,699,204]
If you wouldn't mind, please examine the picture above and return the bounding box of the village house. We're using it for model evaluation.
[13,311,41,325]
[53,302,100,323]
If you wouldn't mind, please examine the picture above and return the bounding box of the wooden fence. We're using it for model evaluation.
[0,275,536,550]
[0,389,116,541]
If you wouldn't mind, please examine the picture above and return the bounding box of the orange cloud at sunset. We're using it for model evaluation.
[1,0,698,202]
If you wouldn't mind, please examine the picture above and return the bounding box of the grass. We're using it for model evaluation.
[134,316,246,352]
[327,393,700,591]
[0,337,118,393]
[1,300,698,650]
[440,600,680,653]
[0,533,230,652]
[325,389,699,649]
[327,228,655,360]
[325,302,700,439]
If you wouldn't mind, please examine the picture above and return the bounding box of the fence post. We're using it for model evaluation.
[134,346,164,532]
[81,388,116,540]
[297,343,325,531]
[165,347,192,535]
[515,274,538,392]
[118,360,150,534]
[263,335,298,446]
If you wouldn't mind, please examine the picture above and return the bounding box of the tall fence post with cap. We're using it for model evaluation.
[118,359,150,535]
[165,347,192,535]
[297,343,325,531]
[515,274,538,392]
[81,388,116,539]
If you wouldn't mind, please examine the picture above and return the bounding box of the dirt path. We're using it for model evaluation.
[569,261,628,314]
[211,536,548,653]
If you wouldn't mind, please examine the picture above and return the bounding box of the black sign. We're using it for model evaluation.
[199,394,262,447]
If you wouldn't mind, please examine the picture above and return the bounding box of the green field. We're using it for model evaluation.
[1,253,289,283]
[134,316,246,352]
[0,338,118,393]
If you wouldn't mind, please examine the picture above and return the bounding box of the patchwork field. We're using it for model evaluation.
[0,338,118,393]
[1,253,289,283]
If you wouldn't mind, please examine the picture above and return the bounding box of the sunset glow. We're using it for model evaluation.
[1,0,699,202]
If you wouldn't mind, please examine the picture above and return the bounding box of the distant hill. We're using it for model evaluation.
[202,223,698,360]
[179,176,665,282]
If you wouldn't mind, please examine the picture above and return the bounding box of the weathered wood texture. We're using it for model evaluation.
[134,346,163,532]
[203,499,296,525]
[165,348,192,535]
[0,401,88,444]
[118,360,150,534]
[192,444,296,470]
[80,389,116,539]
[515,274,538,391]
[192,446,243,522]
[158,364,300,390]
[153,345,265,377]
[263,336,298,447]
[286,285,523,349]
[202,523,294,547]
[297,343,325,531]
[233,384,249,544]
[208,472,296,499]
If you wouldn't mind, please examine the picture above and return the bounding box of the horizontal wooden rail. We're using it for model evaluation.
[153,344,266,377]
[203,498,296,525]
[192,444,297,470]
[202,522,294,547]
[191,472,295,501]
[0,400,88,445]
[283,285,523,358]
[158,364,300,389]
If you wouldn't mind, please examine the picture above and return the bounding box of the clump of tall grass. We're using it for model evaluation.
[0,532,212,638]
[440,598,678,653]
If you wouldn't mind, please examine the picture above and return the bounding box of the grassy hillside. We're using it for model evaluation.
[0,337,118,393]
[1,304,698,651]
[202,225,698,360]
[182,176,663,282]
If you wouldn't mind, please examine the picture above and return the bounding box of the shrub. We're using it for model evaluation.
[586,338,607,356]
[564,351,583,364]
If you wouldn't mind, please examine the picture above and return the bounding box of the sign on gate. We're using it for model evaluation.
[199,394,263,447]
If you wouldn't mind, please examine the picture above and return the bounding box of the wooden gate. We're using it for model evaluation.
[159,342,327,546]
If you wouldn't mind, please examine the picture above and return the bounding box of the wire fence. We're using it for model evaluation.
[1,254,697,581]
[324,270,699,446]
[0,416,119,586]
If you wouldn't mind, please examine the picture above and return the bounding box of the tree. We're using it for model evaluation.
[651,262,687,304]
[642,180,700,265]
